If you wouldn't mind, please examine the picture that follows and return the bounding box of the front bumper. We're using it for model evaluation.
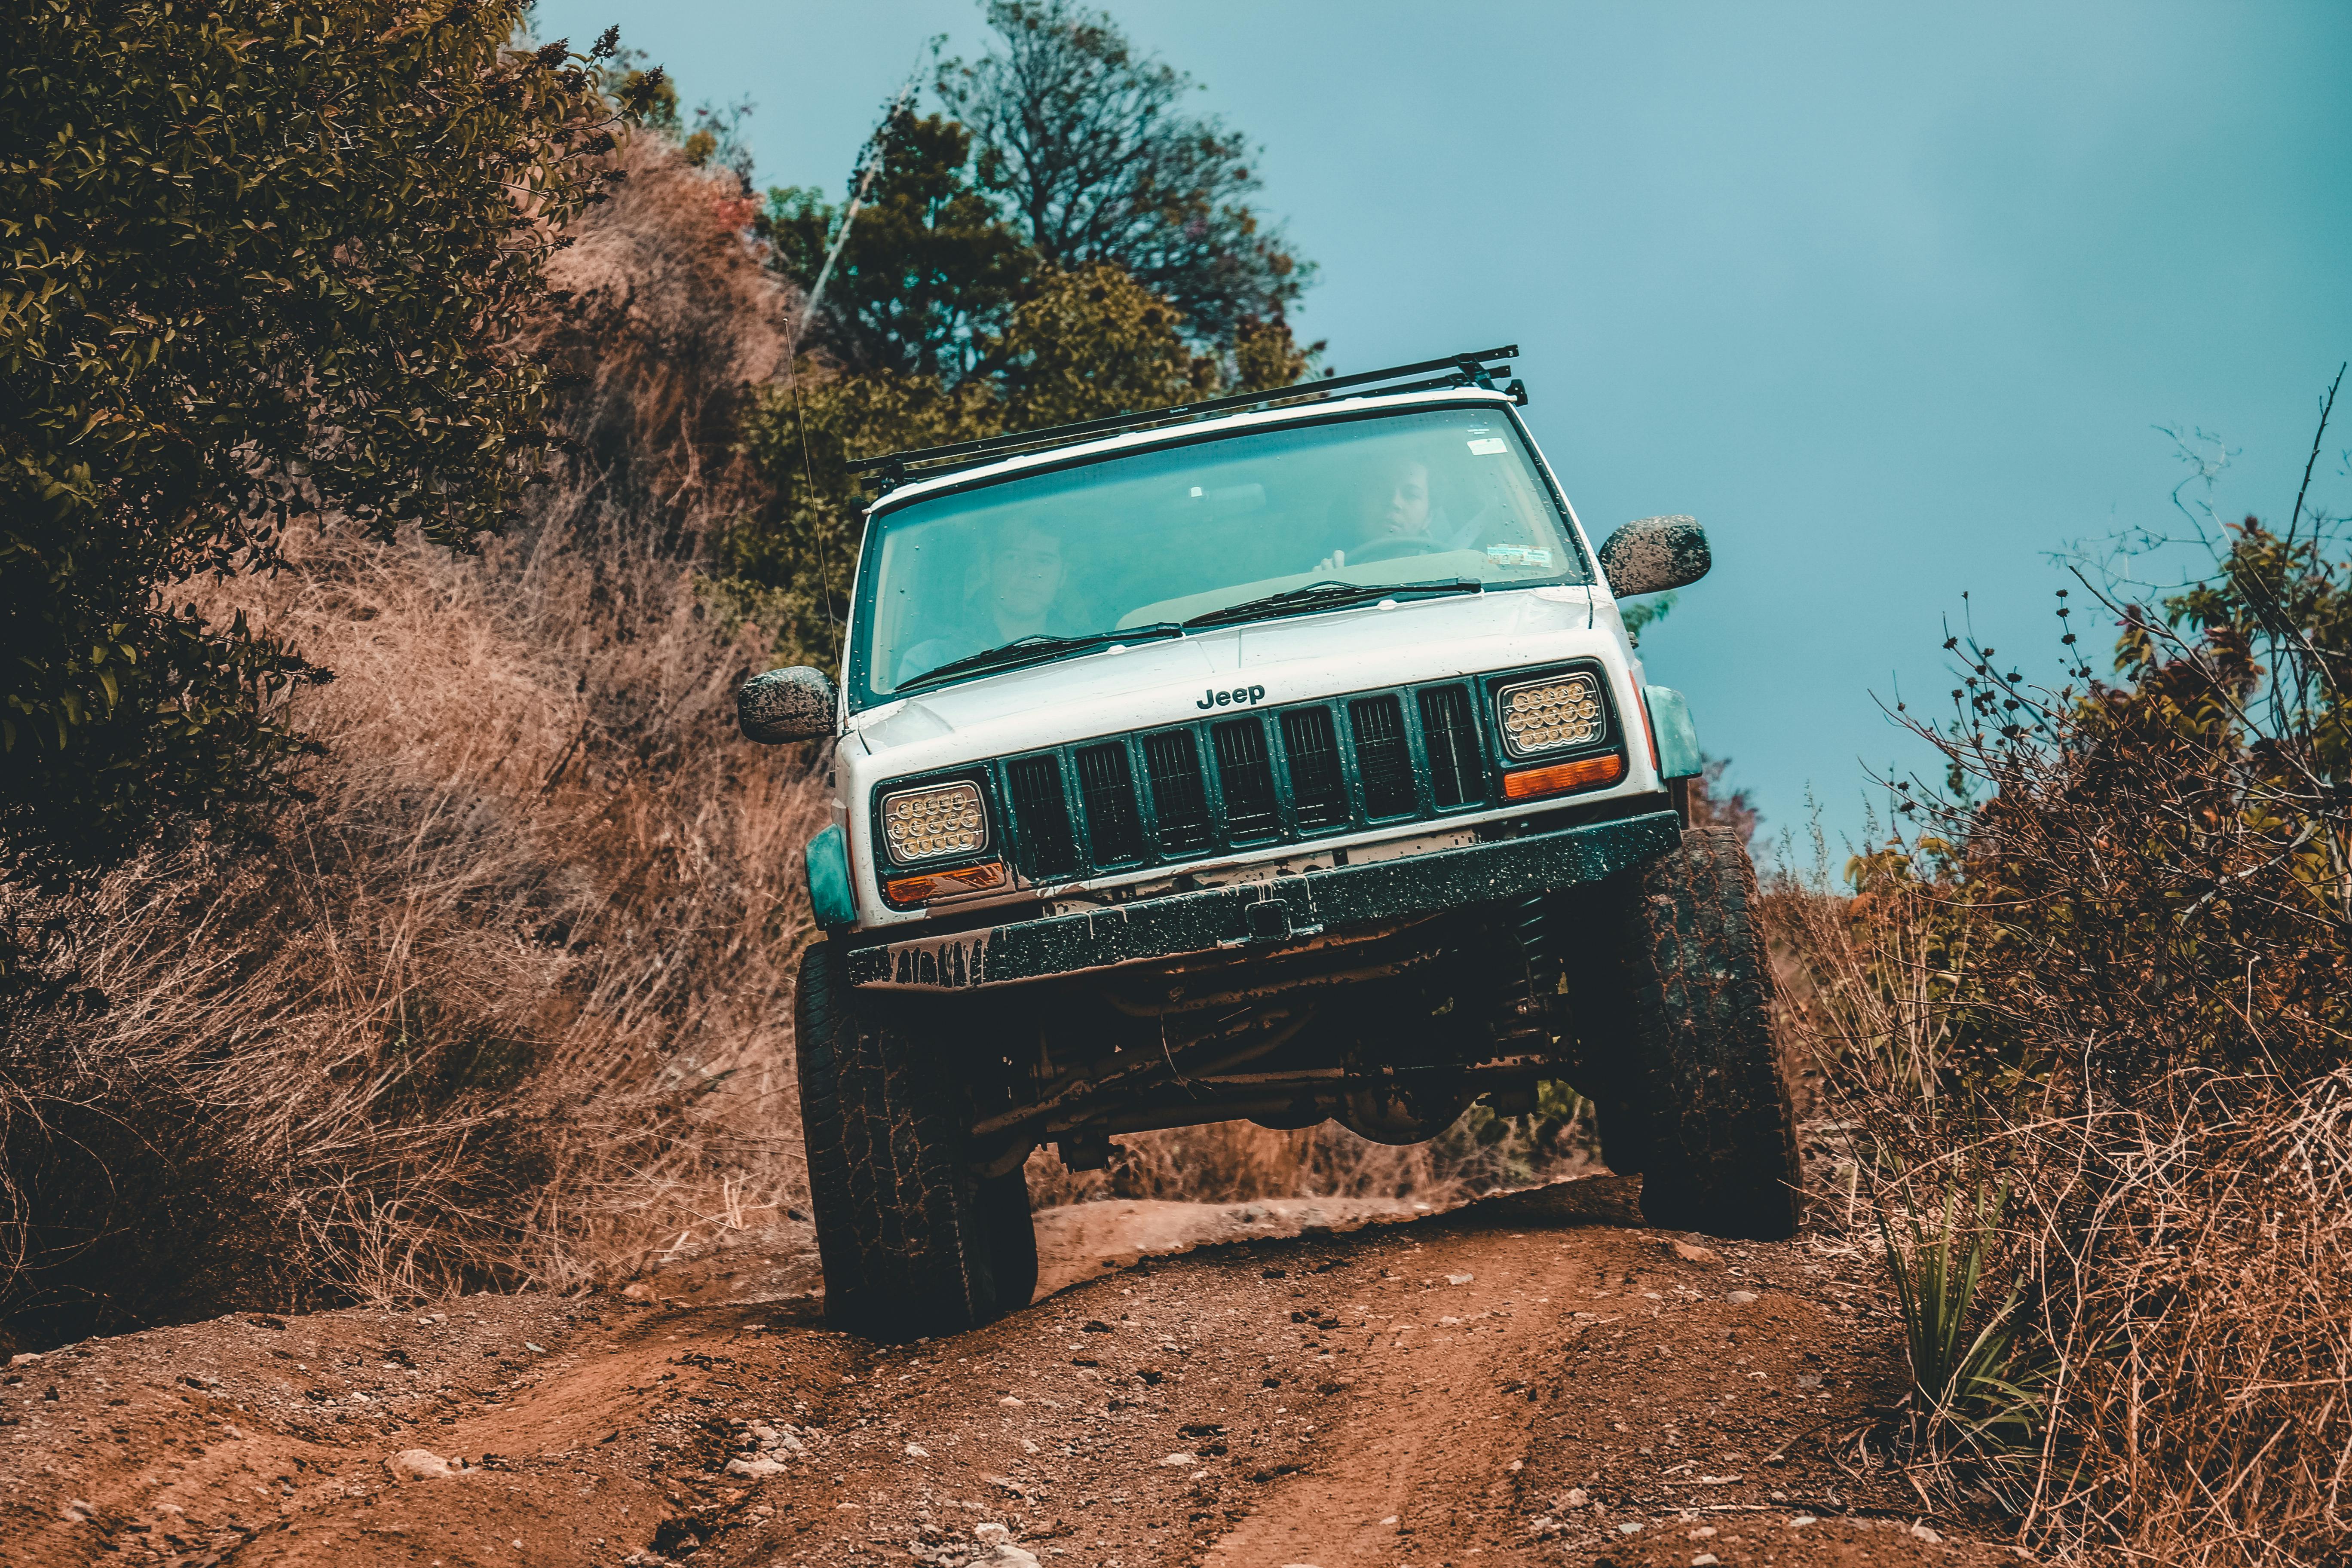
[843,808,1681,991]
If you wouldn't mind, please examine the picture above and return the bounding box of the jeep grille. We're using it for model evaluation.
[994,680,1510,885]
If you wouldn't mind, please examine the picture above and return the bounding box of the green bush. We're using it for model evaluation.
[1,2,653,886]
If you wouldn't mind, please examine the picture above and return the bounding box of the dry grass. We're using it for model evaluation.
[1763,524,2352,1561]
[1025,1102,1599,1213]
[0,134,815,1345]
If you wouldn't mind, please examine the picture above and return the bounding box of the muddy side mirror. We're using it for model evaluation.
[738,666,836,744]
[1597,515,1710,598]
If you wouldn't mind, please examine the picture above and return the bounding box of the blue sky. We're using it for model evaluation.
[534,0,2352,858]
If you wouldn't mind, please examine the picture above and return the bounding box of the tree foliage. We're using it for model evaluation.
[1,2,653,885]
[761,111,1032,383]
[765,0,1317,388]
[938,0,1312,352]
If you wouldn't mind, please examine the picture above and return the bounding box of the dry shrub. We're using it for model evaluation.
[0,134,815,1346]
[2015,1071,2352,1560]
[1767,490,2352,1560]
[1024,1098,1599,1212]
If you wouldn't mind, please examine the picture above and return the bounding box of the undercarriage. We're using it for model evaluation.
[953,901,1580,1177]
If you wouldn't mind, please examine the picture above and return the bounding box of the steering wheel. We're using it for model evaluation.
[1346,535,1449,564]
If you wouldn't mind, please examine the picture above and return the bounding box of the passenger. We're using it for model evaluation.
[896,514,1072,686]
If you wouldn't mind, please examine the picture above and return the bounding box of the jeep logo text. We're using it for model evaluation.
[1197,685,1267,710]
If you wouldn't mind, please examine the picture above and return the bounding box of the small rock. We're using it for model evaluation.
[1911,1523,1945,1544]
[905,1442,930,1458]
[1445,1272,1474,1286]
[1528,1516,1564,1540]
[1789,1513,1818,1527]
[218,1423,245,1440]
[999,1395,1023,1407]
[524,1342,548,1355]
[1159,1451,1197,1466]
[386,1449,454,1481]
[1694,1555,1720,1566]
[7,1352,39,1367]
[749,1422,781,1443]
[1670,1240,1719,1265]
[61,1498,95,1523]
[1565,1487,1590,1508]
[619,1282,653,1301]
[1726,1289,1758,1305]
[1617,1521,1643,1535]
[972,1522,1041,1567]
[724,1455,787,1479]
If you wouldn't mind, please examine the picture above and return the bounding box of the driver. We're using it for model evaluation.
[896,514,1072,686]
[1316,458,1469,570]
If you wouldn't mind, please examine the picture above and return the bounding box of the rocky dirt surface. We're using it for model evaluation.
[0,1176,2021,1568]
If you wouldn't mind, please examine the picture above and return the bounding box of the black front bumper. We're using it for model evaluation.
[843,808,1681,991]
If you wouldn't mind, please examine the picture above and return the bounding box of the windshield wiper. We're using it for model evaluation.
[894,623,1184,694]
[1182,578,1483,631]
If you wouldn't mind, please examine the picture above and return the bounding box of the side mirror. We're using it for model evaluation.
[1597,515,1710,598]
[738,666,836,744]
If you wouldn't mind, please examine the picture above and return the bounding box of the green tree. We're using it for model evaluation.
[938,0,1314,353]
[760,110,1033,383]
[1,3,656,885]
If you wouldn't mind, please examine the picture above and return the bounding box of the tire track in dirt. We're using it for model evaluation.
[1,1177,2014,1568]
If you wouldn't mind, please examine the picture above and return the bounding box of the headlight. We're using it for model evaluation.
[879,780,989,865]
[1497,672,1606,759]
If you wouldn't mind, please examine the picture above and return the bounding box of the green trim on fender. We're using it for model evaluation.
[1644,686,1703,780]
[805,824,856,929]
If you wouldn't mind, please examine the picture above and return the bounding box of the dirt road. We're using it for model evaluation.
[0,1177,2013,1568]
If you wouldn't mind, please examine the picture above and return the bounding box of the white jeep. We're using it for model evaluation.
[741,349,1798,1340]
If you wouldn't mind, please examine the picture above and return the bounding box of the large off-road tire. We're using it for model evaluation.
[794,940,1034,1340]
[1568,827,1800,1239]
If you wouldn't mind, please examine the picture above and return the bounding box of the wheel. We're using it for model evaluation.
[794,939,1030,1340]
[1565,827,1800,1238]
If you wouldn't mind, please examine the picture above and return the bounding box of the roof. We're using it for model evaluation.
[851,346,1526,499]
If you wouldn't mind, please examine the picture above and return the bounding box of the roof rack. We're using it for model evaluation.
[848,345,1526,491]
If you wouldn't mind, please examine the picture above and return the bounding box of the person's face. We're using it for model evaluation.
[990,525,1064,620]
[1358,462,1431,539]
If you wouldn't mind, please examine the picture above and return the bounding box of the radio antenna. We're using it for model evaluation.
[800,68,919,327]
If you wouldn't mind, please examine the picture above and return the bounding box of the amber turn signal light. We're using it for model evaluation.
[1501,752,1626,802]
[884,860,1006,905]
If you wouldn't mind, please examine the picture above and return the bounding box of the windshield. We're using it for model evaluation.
[845,404,1590,705]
